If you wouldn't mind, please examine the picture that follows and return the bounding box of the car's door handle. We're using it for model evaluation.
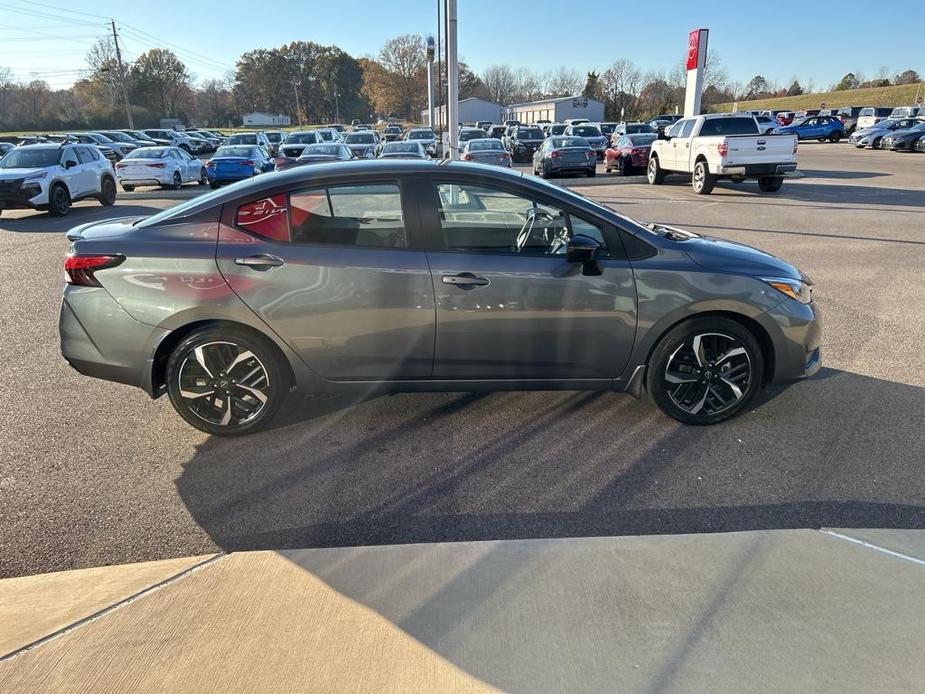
[234,253,285,270]
[442,272,490,288]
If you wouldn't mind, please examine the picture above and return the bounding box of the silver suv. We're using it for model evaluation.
[0,143,117,217]
[60,160,820,435]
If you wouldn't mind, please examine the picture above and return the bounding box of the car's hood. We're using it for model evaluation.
[66,216,142,241]
[0,167,50,179]
[854,125,887,136]
[680,231,800,279]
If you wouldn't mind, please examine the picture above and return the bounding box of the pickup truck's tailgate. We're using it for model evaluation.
[724,134,796,167]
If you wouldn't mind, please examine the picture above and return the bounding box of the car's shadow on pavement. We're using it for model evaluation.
[176,368,925,553]
[0,204,165,233]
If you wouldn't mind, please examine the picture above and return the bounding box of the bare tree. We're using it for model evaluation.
[545,66,582,97]
[513,67,543,102]
[481,64,516,105]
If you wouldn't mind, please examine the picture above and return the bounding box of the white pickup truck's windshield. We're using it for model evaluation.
[699,118,760,136]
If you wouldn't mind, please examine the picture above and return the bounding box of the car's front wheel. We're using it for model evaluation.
[647,317,764,425]
[198,168,207,185]
[47,183,71,217]
[166,326,288,436]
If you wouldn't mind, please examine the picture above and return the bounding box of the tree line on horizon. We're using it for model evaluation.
[1,33,921,131]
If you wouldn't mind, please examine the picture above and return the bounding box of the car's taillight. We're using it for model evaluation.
[550,151,561,158]
[717,142,728,157]
[148,162,166,169]
[243,160,255,166]
[205,160,213,168]
[64,254,124,287]
[632,148,647,155]
[114,162,126,169]
[461,153,471,160]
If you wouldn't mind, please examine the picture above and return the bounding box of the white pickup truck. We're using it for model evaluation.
[647,113,798,194]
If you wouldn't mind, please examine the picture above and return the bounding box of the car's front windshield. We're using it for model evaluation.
[0,147,59,168]
[408,130,434,140]
[345,133,375,144]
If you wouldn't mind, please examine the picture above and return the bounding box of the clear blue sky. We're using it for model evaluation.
[2,0,923,92]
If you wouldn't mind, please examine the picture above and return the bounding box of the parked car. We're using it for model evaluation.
[86,132,138,157]
[503,119,520,126]
[605,132,657,175]
[142,129,198,153]
[564,124,608,160]
[118,129,169,146]
[754,115,779,135]
[648,114,682,133]
[542,123,567,137]
[648,114,797,194]
[775,112,796,126]
[115,146,207,191]
[881,122,925,151]
[205,145,273,188]
[563,118,590,126]
[774,115,845,142]
[476,121,493,131]
[186,131,221,152]
[296,143,354,165]
[487,125,507,139]
[533,135,596,178]
[65,133,125,161]
[599,122,618,138]
[458,127,487,145]
[405,128,437,157]
[97,130,152,152]
[855,107,894,130]
[460,138,511,167]
[0,142,116,217]
[343,131,381,158]
[378,141,428,159]
[225,131,273,153]
[794,109,820,119]
[315,128,344,143]
[850,117,923,148]
[278,131,325,159]
[888,106,925,119]
[59,159,820,434]
[830,107,865,136]
[382,125,404,142]
[613,122,655,138]
[505,125,546,163]
[263,130,286,156]
[326,124,347,133]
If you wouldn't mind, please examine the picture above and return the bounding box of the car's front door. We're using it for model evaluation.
[215,180,435,381]
[421,179,637,380]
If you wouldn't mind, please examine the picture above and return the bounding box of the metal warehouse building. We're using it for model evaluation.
[421,98,503,128]
[503,96,605,124]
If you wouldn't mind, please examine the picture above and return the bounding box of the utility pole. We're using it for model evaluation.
[110,20,133,129]
[333,77,340,123]
[425,36,435,129]
[446,0,459,160]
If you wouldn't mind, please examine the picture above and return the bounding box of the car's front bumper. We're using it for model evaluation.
[756,298,822,384]
[0,178,48,209]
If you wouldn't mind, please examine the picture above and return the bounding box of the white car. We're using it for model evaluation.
[114,146,207,191]
[0,142,117,217]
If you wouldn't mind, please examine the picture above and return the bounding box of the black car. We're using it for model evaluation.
[488,125,507,139]
[382,125,404,142]
[883,122,925,151]
[505,125,546,163]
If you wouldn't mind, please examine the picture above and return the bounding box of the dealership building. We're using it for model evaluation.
[421,98,503,128]
[242,112,292,127]
[503,96,605,124]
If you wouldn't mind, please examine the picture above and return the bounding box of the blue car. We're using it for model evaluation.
[774,115,845,142]
[206,145,273,188]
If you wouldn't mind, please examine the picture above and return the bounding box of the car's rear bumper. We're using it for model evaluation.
[60,286,168,396]
[116,174,170,186]
[716,163,797,176]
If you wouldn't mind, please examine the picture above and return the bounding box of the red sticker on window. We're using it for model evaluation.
[236,194,290,242]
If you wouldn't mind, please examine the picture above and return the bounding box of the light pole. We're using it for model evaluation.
[110,20,133,128]
[425,36,435,129]
[446,0,459,160]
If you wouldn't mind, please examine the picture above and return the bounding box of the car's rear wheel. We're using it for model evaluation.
[647,156,665,185]
[166,327,287,436]
[47,183,71,217]
[829,131,841,143]
[619,156,632,176]
[98,176,116,206]
[692,160,715,194]
[647,317,764,425]
[757,176,783,193]
[170,171,182,190]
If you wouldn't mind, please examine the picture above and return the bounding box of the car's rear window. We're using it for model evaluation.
[518,128,544,139]
[231,134,258,145]
[572,126,601,137]
[698,118,759,136]
[125,148,170,159]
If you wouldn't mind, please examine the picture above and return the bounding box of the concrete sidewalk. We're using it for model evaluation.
[2,529,924,693]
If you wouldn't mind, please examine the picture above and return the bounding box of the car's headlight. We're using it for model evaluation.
[762,276,813,304]
[24,171,48,181]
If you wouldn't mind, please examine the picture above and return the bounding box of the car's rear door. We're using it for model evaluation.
[419,176,637,380]
[215,178,436,381]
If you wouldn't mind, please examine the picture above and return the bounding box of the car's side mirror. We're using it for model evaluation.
[64,160,77,169]
[566,234,602,275]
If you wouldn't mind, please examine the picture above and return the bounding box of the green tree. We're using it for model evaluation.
[130,49,192,117]
[582,71,600,100]
[744,75,770,100]
[834,72,859,91]
[786,80,803,96]
[893,69,921,85]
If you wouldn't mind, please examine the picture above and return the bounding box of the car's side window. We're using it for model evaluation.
[680,120,695,138]
[433,182,607,257]
[666,121,684,138]
[75,147,93,165]
[61,147,78,168]
[287,183,407,247]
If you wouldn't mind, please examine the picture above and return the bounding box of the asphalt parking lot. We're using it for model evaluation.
[2,143,924,578]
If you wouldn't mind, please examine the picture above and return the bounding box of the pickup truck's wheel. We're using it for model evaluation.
[647,317,763,425]
[692,160,715,194]
[97,176,117,206]
[757,176,783,193]
[47,183,71,217]
[647,156,665,185]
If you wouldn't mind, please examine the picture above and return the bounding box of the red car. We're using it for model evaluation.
[604,132,657,175]
[776,112,796,126]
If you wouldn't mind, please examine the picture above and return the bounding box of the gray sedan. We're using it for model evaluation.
[379,141,428,159]
[460,138,512,166]
[60,160,820,435]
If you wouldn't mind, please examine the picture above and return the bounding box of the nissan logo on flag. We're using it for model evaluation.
[686,28,709,71]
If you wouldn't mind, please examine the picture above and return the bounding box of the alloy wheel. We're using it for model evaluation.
[177,341,271,426]
[663,332,752,416]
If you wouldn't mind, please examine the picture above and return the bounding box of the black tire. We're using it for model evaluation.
[647,155,665,185]
[829,131,841,143]
[757,176,783,193]
[692,160,715,194]
[210,181,220,190]
[98,176,116,206]
[166,326,288,436]
[619,156,631,176]
[586,167,596,177]
[647,316,764,425]
[121,184,135,192]
[47,183,71,217]
[872,137,882,149]
[170,171,182,190]
[198,168,207,185]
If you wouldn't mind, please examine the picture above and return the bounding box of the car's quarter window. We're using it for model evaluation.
[432,182,606,257]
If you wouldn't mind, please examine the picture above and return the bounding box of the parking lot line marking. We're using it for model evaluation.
[820,530,925,569]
